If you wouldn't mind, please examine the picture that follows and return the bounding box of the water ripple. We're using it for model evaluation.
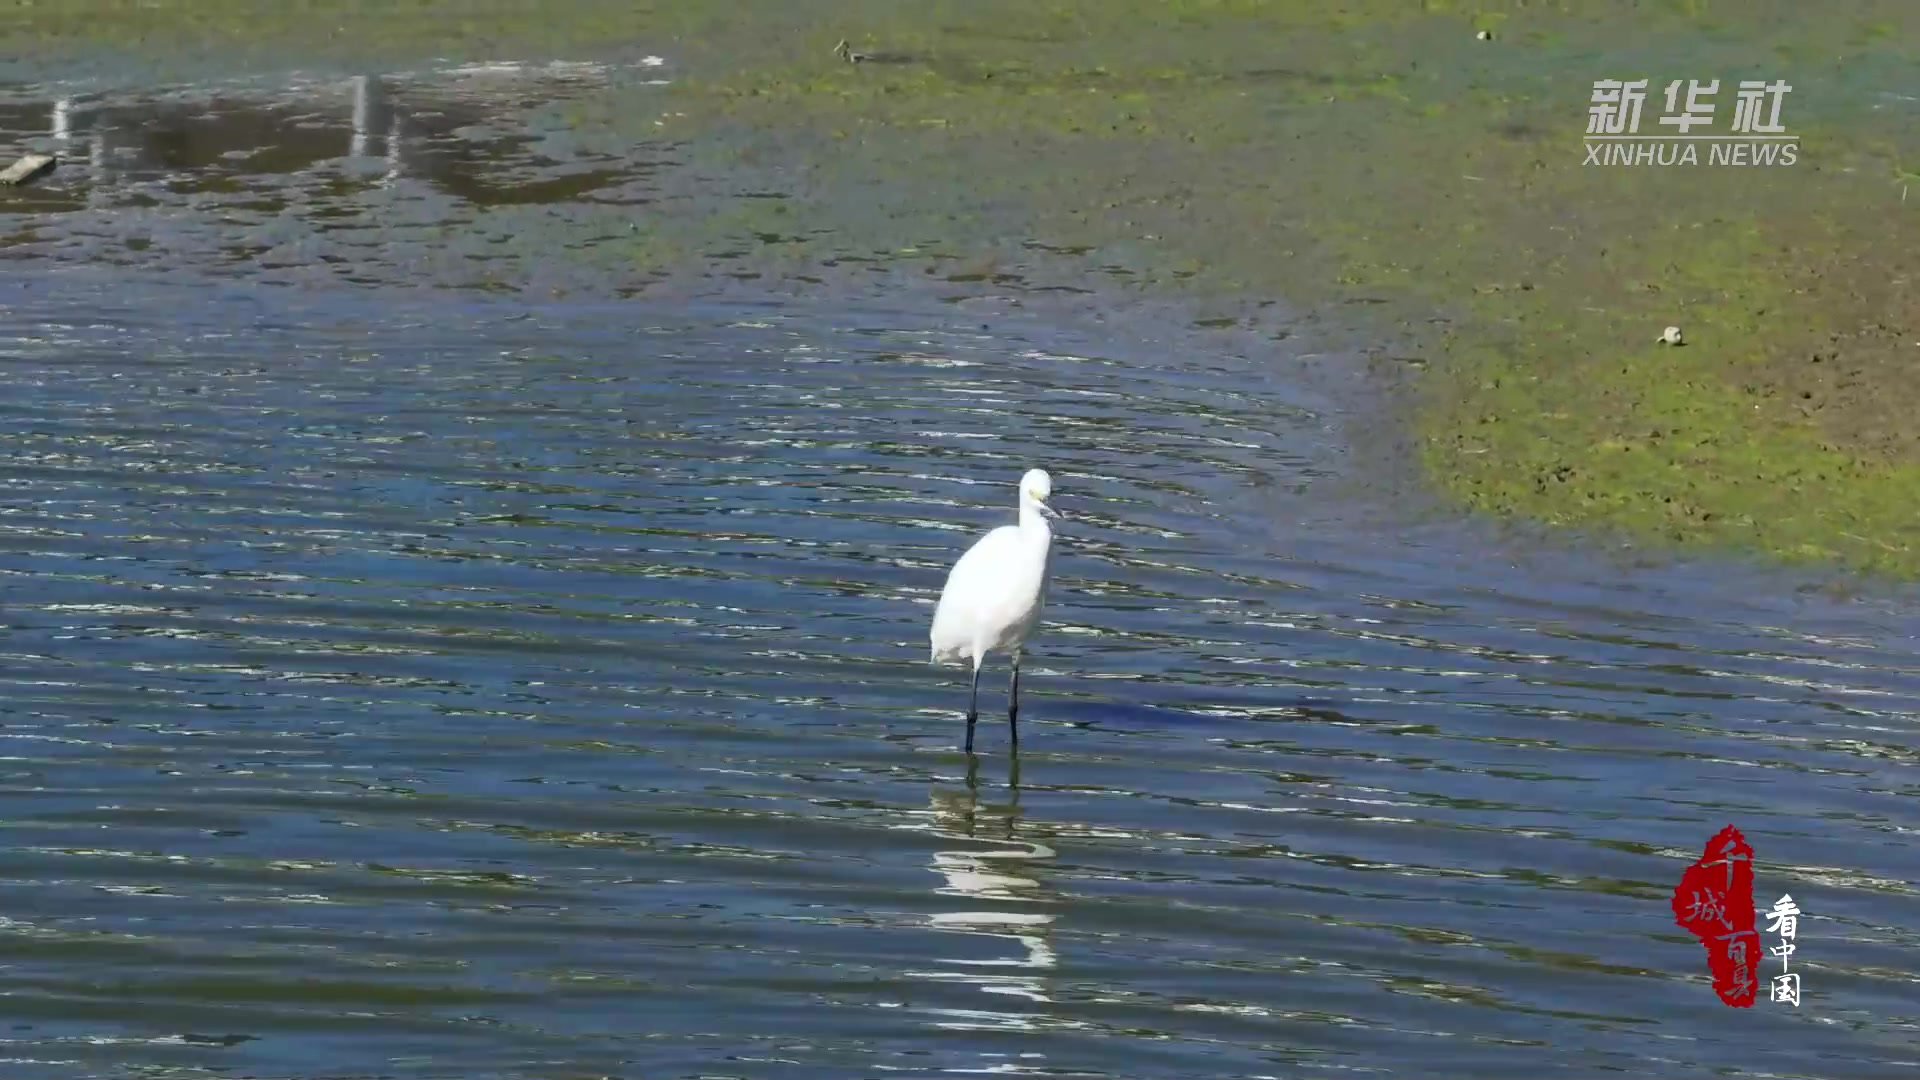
[1,273,1917,1078]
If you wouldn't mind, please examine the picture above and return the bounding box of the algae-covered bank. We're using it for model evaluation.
[11,0,1920,574]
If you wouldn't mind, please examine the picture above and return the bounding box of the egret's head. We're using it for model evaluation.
[1020,468,1058,519]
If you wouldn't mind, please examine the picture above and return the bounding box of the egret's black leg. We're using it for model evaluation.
[1008,650,1021,750]
[965,661,981,753]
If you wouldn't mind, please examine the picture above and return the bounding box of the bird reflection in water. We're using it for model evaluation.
[907,756,1067,1032]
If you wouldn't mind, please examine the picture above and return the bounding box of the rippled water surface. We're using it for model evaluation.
[5,267,1920,1075]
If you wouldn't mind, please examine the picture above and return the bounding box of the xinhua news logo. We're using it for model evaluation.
[1585,79,1797,167]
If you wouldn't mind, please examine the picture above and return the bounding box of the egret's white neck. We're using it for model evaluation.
[1019,497,1052,533]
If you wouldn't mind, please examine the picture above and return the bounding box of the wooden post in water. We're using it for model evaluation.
[351,75,371,159]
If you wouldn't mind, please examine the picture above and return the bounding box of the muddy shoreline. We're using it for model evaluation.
[8,1,1920,575]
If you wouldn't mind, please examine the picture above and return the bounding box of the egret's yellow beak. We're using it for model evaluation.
[1029,491,1060,519]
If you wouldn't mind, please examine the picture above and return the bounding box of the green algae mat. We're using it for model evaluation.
[12,0,1920,575]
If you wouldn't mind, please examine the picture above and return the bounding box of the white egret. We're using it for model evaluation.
[929,467,1059,752]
